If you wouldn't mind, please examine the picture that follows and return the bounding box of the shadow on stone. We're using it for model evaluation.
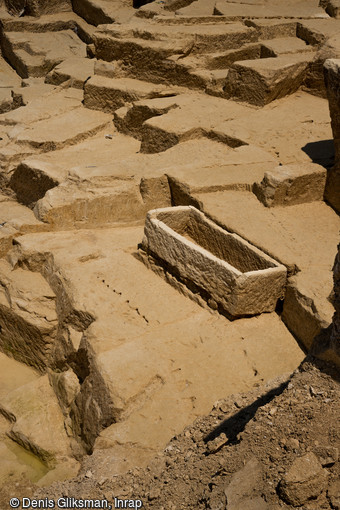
[302,139,335,168]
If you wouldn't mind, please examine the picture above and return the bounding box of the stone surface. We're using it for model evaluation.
[33,179,149,229]
[278,453,328,506]
[324,59,340,213]
[4,0,72,16]
[325,0,340,18]
[93,22,257,88]
[10,139,274,210]
[261,37,314,57]
[0,196,47,257]
[94,59,116,79]
[225,457,265,510]
[215,0,327,19]
[45,57,95,88]
[0,88,82,127]
[49,369,81,410]
[135,93,250,153]
[11,82,57,107]
[282,273,332,350]
[165,144,277,195]
[314,445,339,466]
[0,260,58,371]
[0,375,77,469]
[195,191,339,350]
[0,11,95,45]
[0,88,14,114]
[224,54,315,106]
[1,30,87,78]
[0,55,22,89]
[0,352,39,401]
[72,0,134,26]
[297,19,340,46]
[253,162,326,207]
[15,107,112,151]
[245,18,298,40]
[84,75,172,114]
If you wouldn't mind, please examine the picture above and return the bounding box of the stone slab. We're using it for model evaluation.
[213,91,333,166]
[297,18,340,45]
[0,260,58,371]
[15,107,112,151]
[0,352,39,401]
[33,179,150,229]
[72,0,134,26]
[137,93,250,152]
[1,12,95,44]
[4,0,72,16]
[245,19,298,39]
[9,132,140,205]
[253,162,326,207]
[84,75,172,114]
[0,88,83,126]
[45,57,95,89]
[282,270,333,350]
[0,375,74,467]
[224,53,315,106]
[1,30,87,78]
[261,37,314,56]
[324,58,340,213]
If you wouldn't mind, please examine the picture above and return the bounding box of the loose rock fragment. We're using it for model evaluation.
[225,457,264,510]
[278,453,328,506]
[314,445,339,466]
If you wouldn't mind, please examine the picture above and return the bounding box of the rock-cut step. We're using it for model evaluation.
[0,30,87,79]
[45,57,95,89]
[223,52,316,106]
[0,11,96,45]
[72,0,134,26]
[84,75,179,114]
[14,107,112,152]
[93,23,257,86]
[102,22,258,54]
[116,93,250,153]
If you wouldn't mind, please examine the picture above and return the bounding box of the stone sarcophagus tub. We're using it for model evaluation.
[141,206,287,318]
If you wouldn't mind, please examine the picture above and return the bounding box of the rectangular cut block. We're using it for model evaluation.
[142,206,287,318]
[253,163,326,207]
[223,53,314,106]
